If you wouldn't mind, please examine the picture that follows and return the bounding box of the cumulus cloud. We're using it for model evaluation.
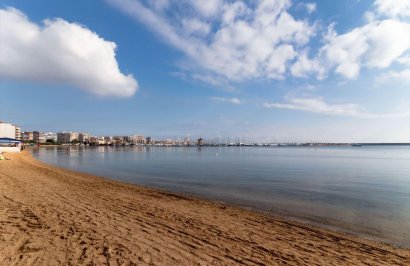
[321,20,410,79]
[108,0,314,85]
[263,97,410,118]
[106,0,410,85]
[291,1,410,80]
[290,50,324,78]
[211,97,241,105]
[374,0,410,18]
[292,19,410,79]
[0,7,138,97]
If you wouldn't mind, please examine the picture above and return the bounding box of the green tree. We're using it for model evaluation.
[46,139,55,144]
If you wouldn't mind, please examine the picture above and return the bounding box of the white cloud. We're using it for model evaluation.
[181,18,211,36]
[363,11,376,22]
[211,97,241,105]
[397,55,410,66]
[374,0,410,18]
[291,0,410,80]
[108,0,314,85]
[191,0,222,18]
[293,19,410,79]
[326,19,410,78]
[0,7,137,97]
[290,50,324,78]
[364,20,410,68]
[320,25,369,79]
[264,97,360,116]
[305,3,317,14]
[263,97,410,118]
[107,0,410,85]
[376,69,410,84]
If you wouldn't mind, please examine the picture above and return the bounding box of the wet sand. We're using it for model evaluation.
[0,152,409,265]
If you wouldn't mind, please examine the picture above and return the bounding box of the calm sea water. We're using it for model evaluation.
[32,145,410,247]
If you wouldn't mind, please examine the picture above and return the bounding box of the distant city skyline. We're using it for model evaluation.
[3,122,409,144]
[1,0,409,143]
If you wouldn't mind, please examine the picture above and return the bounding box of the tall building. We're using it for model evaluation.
[14,127,21,140]
[22,132,34,142]
[57,132,78,144]
[78,133,90,142]
[0,122,16,138]
[71,132,79,142]
[44,132,57,142]
[145,137,152,145]
[33,131,46,143]
[57,132,68,143]
[197,138,204,146]
[130,135,145,144]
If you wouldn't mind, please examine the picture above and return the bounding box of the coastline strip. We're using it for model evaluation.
[0,152,409,265]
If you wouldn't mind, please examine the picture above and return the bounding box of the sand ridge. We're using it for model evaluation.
[0,151,409,265]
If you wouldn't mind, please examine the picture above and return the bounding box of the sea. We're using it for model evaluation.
[32,145,410,247]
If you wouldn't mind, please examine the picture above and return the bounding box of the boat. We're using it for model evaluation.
[351,143,362,147]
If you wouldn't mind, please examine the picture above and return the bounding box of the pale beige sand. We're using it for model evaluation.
[0,152,409,265]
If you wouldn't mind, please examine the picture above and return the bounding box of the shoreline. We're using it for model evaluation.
[31,145,410,249]
[1,152,409,265]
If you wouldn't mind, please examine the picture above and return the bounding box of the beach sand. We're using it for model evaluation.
[0,152,409,265]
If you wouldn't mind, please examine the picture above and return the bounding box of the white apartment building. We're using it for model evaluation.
[0,122,16,138]
[44,132,57,142]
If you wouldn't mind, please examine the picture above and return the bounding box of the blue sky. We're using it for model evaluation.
[0,0,409,142]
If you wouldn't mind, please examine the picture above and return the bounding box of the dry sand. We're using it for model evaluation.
[0,151,409,265]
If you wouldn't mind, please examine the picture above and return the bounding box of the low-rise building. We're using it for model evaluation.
[96,136,105,145]
[0,137,21,153]
[88,136,105,145]
[104,136,113,145]
[113,136,125,145]
[163,139,174,146]
[183,137,191,146]
[130,135,145,145]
